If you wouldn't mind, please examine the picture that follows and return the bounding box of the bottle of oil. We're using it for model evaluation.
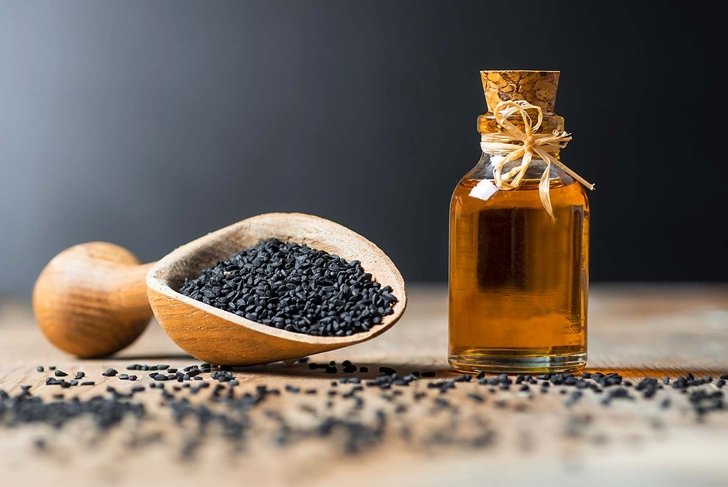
[449,70,590,374]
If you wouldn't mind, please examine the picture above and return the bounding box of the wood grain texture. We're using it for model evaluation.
[3,284,728,487]
[33,242,154,358]
[147,212,407,365]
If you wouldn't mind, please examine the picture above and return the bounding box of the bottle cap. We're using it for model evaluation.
[481,70,560,113]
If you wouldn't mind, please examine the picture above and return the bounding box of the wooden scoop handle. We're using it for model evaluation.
[33,242,155,358]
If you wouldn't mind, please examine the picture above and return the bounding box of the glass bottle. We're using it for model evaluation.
[448,70,590,374]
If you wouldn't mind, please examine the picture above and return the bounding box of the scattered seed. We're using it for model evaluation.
[468,393,485,403]
[4,365,726,458]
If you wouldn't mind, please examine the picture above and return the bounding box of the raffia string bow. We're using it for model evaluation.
[480,100,595,219]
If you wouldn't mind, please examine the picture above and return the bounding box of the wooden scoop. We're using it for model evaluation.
[33,213,407,364]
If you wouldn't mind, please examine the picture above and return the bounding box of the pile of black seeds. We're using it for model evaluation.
[0,389,144,430]
[1,363,727,460]
[178,239,398,337]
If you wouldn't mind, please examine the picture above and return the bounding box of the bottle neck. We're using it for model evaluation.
[477,112,564,135]
[479,133,563,160]
[474,109,570,185]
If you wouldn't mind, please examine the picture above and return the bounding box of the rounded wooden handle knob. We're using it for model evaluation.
[33,242,155,358]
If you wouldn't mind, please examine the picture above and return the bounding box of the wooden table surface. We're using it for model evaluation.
[1,284,727,486]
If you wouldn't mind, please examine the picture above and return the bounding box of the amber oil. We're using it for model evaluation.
[449,176,588,373]
[448,70,589,374]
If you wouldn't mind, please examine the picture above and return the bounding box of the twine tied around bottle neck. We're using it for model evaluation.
[480,99,595,219]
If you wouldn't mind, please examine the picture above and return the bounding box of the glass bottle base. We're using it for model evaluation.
[449,348,586,375]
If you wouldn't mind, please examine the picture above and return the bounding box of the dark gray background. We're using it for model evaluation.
[1,1,726,295]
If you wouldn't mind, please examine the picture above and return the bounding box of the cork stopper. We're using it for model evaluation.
[481,70,560,113]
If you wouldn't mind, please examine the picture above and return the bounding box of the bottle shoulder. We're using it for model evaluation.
[451,176,588,211]
[451,151,589,210]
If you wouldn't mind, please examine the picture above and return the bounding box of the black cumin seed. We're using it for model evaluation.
[102,368,118,377]
[177,239,397,337]
[12,366,725,455]
[468,393,485,403]
[434,397,450,409]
